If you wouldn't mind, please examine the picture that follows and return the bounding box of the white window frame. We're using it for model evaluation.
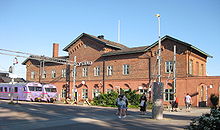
[94,66,100,76]
[92,89,100,98]
[61,69,66,78]
[61,89,66,98]
[72,69,77,77]
[200,64,204,76]
[106,89,113,93]
[189,59,193,75]
[107,66,113,76]
[51,70,56,78]
[82,89,88,99]
[164,89,174,101]
[31,71,35,79]
[82,67,88,77]
[123,64,130,75]
[165,61,174,73]
[139,89,148,94]
[42,70,46,79]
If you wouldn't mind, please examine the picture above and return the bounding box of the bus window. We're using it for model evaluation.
[14,87,18,92]
[45,88,57,92]
[4,87,7,92]
[36,87,42,91]
[0,87,3,92]
[23,87,26,91]
[28,86,34,91]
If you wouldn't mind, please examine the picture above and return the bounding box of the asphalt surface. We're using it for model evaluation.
[0,100,210,130]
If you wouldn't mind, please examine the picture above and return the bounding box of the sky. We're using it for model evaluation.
[0,0,220,79]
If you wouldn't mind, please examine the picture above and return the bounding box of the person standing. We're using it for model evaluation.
[117,95,127,118]
[185,93,192,112]
[139,93,147,115]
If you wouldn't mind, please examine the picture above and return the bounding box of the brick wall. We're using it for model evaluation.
[24,34,219,107]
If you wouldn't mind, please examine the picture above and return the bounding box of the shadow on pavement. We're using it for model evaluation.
[0,100,206,130]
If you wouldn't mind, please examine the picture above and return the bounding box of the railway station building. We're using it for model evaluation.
[22,33,220,107]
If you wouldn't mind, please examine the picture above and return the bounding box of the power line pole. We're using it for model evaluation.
[73,56,77,102]
[173,45,176,95]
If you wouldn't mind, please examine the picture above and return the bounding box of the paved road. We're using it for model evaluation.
[0,100,210,130]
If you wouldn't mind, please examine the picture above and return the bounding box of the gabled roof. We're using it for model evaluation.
[63,33,128,51]
[102,35,213,58]
[102,46,149,57]
[22,56,69,65]
[145,35,213,58]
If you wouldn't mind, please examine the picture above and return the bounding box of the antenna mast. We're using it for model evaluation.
[118,20,120,43]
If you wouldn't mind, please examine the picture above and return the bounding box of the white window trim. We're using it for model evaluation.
[31,71,35,79]
[42,70,46,79]
[61,69,66,78]
[82,67,88,77]
[189,59,193,75]
[52,70,56,78]
[123,64,130,75]
[164,89,174,101]
[94,66,100,76]
[107,66,113,76]
[165,61,174,73]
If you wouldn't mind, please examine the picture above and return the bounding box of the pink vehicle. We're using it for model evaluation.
[0,82,43,102]
[42,84,58,103]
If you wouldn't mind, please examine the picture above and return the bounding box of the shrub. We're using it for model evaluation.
[92,91,118,106]
[210,94,219,109]
[188,108,220,130]
[92,89,141,107]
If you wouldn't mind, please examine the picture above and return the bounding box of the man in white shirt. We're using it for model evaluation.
[185,93,192,112]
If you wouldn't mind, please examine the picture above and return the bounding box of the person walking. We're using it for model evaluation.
[139,93,147,115]
[185,93,192,112]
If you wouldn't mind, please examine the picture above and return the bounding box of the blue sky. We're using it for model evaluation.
[0,0,220,78]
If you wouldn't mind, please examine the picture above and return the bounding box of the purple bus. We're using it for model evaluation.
[0,82,43,101]
[42,84,58,103]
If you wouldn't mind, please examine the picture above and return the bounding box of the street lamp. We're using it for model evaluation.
[156,14,161,82]
[152,14,163,120]
[10,57,18,103]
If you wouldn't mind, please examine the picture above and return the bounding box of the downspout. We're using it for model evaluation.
[102,57,105,93]
[148,57,151,85]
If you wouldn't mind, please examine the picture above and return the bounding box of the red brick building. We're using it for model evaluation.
[22,33,220,107]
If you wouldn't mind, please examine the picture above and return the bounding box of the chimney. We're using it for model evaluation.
[53,43,59,57]
[97,35,104,39]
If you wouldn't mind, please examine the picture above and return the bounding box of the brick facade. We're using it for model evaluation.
[23,33,220,107]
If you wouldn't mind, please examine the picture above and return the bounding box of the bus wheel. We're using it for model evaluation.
[47,99,50,103]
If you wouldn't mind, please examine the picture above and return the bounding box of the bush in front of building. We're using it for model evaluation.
[92,89,141,108]
[210,94,219,109]
[92,91,119,107]
[188,108,220,130]
[123,89,141,106]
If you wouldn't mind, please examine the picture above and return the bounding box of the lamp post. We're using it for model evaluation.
[10,57,18,103]
[73,56,77,102]
[156,14,161,82]
[152,14,163,120]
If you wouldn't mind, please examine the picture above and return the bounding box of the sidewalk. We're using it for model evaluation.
[0,100,210,130]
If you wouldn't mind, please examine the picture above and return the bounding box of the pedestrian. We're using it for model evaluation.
[139,93,147,115]
[115,95,121,115]
[185,93,192,112]
[171,97,178,112]
[117,95,127,118]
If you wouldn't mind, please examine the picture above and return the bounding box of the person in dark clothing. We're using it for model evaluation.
[139,93,147,115]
